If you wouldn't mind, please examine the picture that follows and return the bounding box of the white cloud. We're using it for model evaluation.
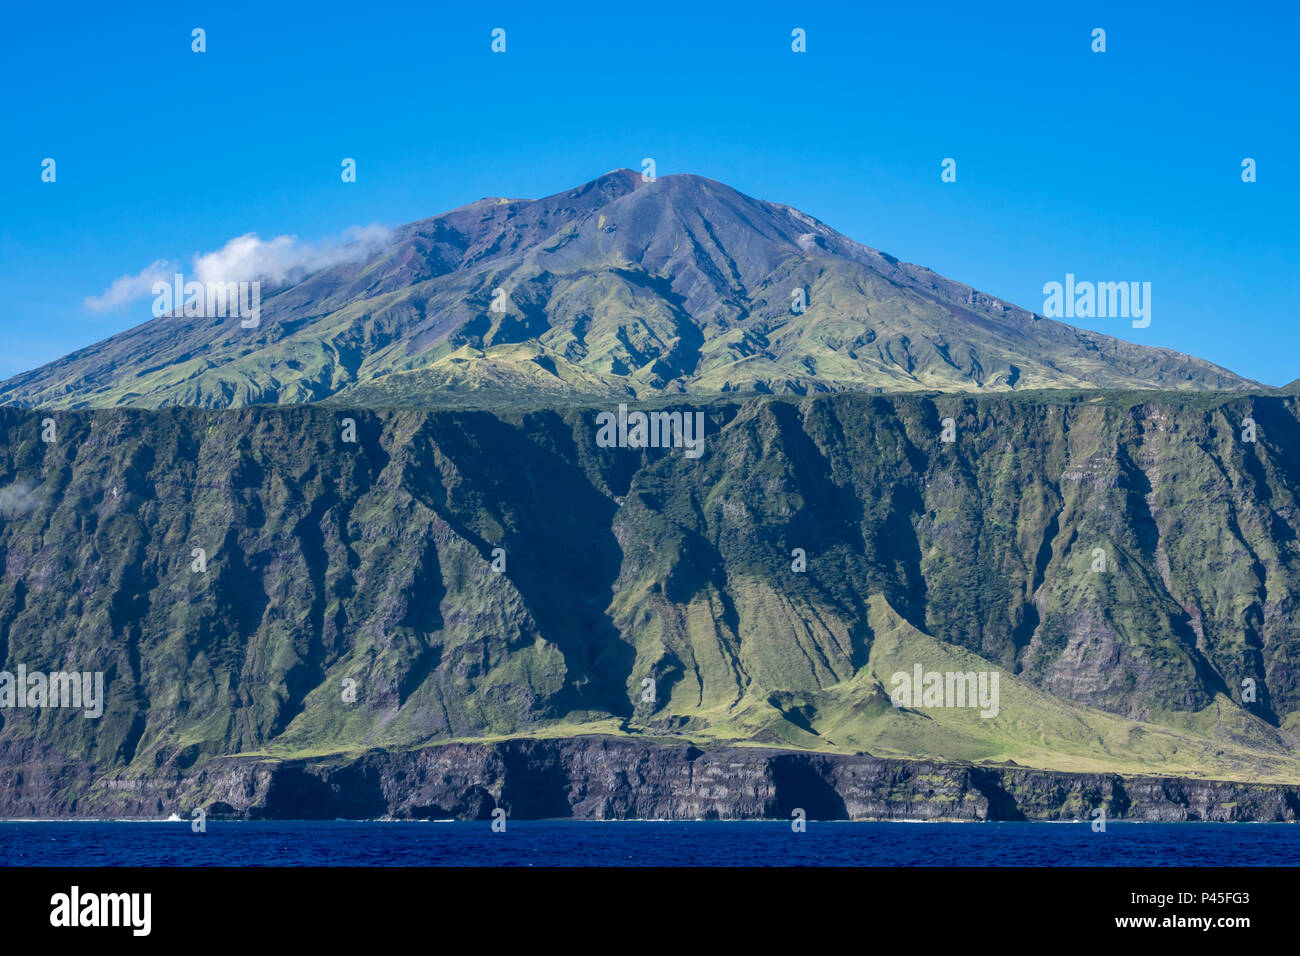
[0,480,39,518]
[83,224,393,312]
[192,224,392,285]
[83,259,176,312]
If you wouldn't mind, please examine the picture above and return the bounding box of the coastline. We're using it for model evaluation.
[5,736,1298,823]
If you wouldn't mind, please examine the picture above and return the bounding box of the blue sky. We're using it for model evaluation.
[2,0,1296,384]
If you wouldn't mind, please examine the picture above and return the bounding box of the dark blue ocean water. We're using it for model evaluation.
[1,820,1297,866]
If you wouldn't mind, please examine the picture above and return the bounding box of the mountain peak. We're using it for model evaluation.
[598,166,643,183]
[0,172,1258,409]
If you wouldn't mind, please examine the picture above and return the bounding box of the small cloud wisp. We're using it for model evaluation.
[83,225,392,313]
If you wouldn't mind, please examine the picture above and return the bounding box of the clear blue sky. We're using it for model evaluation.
[2,0,1296,384]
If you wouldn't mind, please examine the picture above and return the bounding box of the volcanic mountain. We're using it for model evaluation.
[4,173,1300,820]
[0,169,1256,408]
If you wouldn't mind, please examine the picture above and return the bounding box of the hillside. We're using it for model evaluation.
[2,391,1299,816]
[0,171,1257,409]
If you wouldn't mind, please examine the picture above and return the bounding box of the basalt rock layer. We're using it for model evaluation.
[4,736,1299,823]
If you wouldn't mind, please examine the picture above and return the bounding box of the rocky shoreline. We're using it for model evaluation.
[4,736,1299,822]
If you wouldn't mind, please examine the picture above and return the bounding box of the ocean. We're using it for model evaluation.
[1,820,1297,866]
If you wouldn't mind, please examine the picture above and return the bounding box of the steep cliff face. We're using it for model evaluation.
[4,736,1298,823]
[2,391,1299,816]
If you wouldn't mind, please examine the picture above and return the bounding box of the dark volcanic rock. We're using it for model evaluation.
[6,737,1297,823]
